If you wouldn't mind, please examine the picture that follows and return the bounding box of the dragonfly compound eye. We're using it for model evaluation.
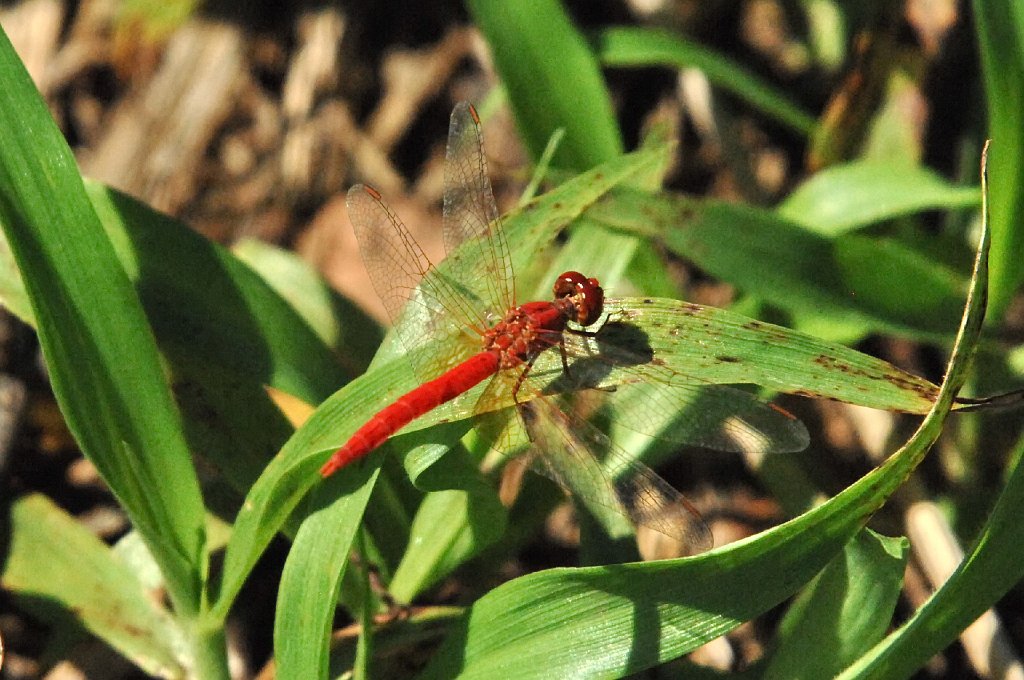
[554,271,604,326]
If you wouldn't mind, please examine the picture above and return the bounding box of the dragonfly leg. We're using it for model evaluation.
[512,354,540,404]
[556,336,615,393]
[559,330,623,394]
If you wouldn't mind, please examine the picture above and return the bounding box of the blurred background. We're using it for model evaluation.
[1,1,1020,678]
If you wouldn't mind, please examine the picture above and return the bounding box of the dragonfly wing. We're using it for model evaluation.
[472,377,532,454]
[443,102,516,312]
[347,184,436,326]
[519,397,714,554]
[604,381,809,455]
[347,185,482,377]
[557,329,809,454]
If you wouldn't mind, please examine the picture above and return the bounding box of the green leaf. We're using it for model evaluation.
[0,25,205,616]
[85,183,351,503]
[766,529,909,678]
[274,470,382,680]
[466,0,622,170]
[835,145,1007,680]
[0,179,352,498]
[388,447,509,604]
[232,237,382,373]
[973,0,1024,317]
[416,135,988,680]
[1,494,185,677]
[85,183,350,405]
[833,236,966,330]
[282,428,504,676]
[778,160,981,236]
[589,188,969,339]
[0,176,359,507]
[594,26,815,135]
[0,219,33,324]
[601,297,939,413]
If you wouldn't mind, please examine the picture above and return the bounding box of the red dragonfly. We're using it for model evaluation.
[321,102,807,553]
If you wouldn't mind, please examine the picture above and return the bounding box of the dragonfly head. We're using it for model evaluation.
[554,271,604,327]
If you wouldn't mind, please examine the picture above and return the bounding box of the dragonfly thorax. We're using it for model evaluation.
[482,301,568,370]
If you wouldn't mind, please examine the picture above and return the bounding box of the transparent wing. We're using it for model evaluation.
[475,365,802,554]
[519,396,714,554]
[347,185,484,377]
[466,321,808,456]
[546,324,810,454]
[599,381,808,455]
[443,101,516,311]
[347,185,437,325]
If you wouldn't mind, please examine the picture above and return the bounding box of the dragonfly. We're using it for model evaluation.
[321,102,808,554]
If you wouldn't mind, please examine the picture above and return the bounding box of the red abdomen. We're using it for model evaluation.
[320,351,501,476]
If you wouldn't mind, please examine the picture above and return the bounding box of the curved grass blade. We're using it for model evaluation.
[835,143,1005,679]
[0,179,358,501]
[0,27,205,619]
[416,136,988,680]
[387,458,509,603]
[2,494,186,677]
[594,26,815,135]
[274,431,507,678]
[778,160,980,236]
[840,432,1024,678]
[466,0,622,170]
[273,471,381,680]
[766,529,908,678]
[973,1,1024,318]
[589,187,970,339]
[85,183,354,404]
